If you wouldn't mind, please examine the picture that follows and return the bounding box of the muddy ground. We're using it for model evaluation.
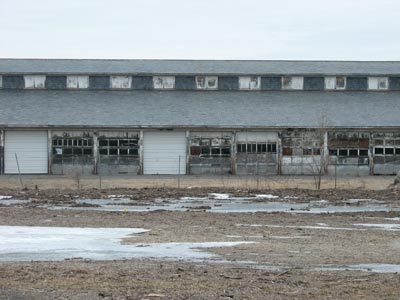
[0,187,400,299]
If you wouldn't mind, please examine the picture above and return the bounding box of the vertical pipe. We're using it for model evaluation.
[0,130,4,175]
[277,132,282,175]
[231,131,237,175]
[93,132,98,175]
[323,131,329,174]
[139,130,144,175]
[186,130,190,175]
[47,129,52,174]
[369,132,374,176]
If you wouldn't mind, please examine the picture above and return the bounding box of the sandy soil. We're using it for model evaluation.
[0,187,400,299]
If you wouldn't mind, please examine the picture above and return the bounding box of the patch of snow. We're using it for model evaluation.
[270,236,311,239]
[209,193,230,200]
[0,226,255,262]
[314,264,400,273]
[255,194,279,199]
[0,196,12,200]
[0,199,31,206]
[283,196,299,199]
[353,223,400,230]
[384,217,400,221]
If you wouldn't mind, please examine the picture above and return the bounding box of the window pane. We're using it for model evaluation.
[303,149,312,155]
[99,140,108,147]
[251,144,257,153]
[73,148,82,155]
[374,148,384,155]
[99,149,108,155]
[339,149,348,156]
[109,149,118,155]
[211,148,221,155]
[83,148,92,155]
[130,149,139,156]
[109,140,118,147]
[119,149,128,156]
[359,149,368,156]
[201,147,210,156]
[329,149,338,156]
[190,146,201,156]
[385,148,394,155]
[221,148,230,156]
[257,144,262,153]
[349,149,358,157]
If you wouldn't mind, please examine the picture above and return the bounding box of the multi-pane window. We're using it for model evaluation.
[282,76,303,90]
[195,76,218,89]
[110,76,132,89]
[99,138,139,156]
[67,76,89,89]
[52,138,93,156]
[302,148,321,156]
[325,76,346,90]
[237,143,277,153]
[368,77,388,90]
[329,149,369,157]
[239,76,261,90]
[153,76,175,89]
[190,136,231,157]
[24,75,46,89]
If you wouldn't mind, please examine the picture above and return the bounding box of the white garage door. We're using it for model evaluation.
[5,131,48,174]
[143,131,186,175]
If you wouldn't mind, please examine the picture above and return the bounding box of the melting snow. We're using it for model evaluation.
[0,196,12,200]
[0,226,254,262]
[353,223,400,230]
[209,193,230,200]
[255,194,279,199]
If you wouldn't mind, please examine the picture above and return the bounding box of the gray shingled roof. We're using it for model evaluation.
[1,59,400,75]
[0,90,399,128]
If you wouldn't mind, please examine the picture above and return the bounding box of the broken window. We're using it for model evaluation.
[67,76,89,89]
[24,75,46,89]
[153,76,175,89]
[368,77,388,90]
[52,138,93,156]
[336,77,346,89]
[98,138,139,156]
[110,76,132,89]
[282,76,304,90]
[239,76,261,90]
[195,76,218,90]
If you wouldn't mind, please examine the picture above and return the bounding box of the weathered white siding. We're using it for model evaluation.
[67,75,89,89]
[153,76,175,89]
[110,76,132,89]
[195,76,218,90]
[282,76,303,90]
[368,77,388,90]
[24,75,46,89]
[239,76,261,90]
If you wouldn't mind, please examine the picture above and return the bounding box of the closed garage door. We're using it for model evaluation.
[5,131,48,174]
[143,131,186,175]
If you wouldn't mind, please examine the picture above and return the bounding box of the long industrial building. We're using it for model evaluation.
[0,59,399,176]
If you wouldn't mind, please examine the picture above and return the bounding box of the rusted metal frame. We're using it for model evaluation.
[186,130,190,175]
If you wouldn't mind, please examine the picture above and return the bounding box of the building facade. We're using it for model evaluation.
[0,59,399,176]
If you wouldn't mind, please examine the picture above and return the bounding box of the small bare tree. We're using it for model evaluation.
[310,113,329,190]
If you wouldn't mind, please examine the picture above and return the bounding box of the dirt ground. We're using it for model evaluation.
[0,184,400,299]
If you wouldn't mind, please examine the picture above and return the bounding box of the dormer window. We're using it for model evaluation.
[111,76,132,89]
[196,76,218,89]
[325,76,346,90]
[153,76,175,89]
[24,75,46,89]
[239,76,261,90]
[67,75,89,89]
[368,77,388,90]
[282,76,303,90]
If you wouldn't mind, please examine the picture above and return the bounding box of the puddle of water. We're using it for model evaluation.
[0,199,31,206]
[0,226,254,262]
[353,223,400,230]
[237,224,366,231]
[313,263,400,273]
[36,195,400,214]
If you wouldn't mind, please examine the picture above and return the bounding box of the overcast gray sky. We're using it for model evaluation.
[0,0,399,60]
